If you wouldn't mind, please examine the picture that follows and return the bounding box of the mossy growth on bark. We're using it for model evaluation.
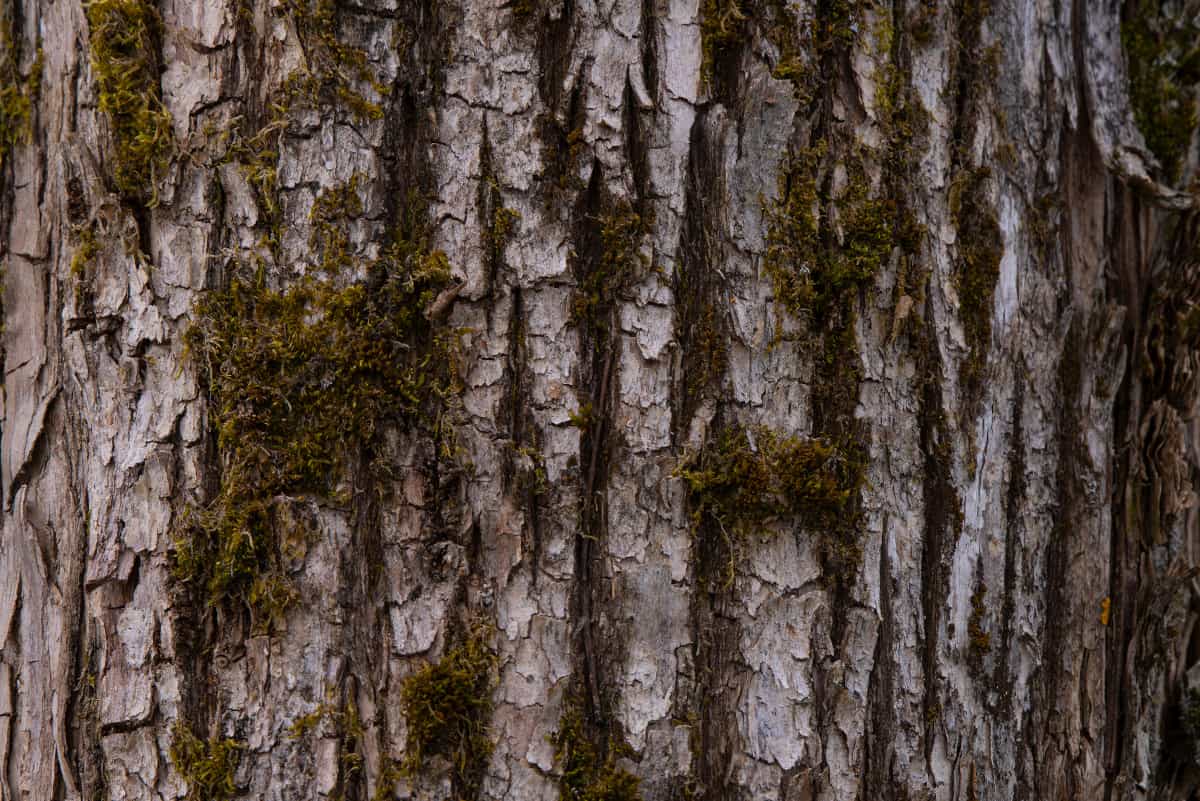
[553,704,642,801]
[699,0,817,94]
[85,0,173,205]
[176,184,457,617]
[765,145,920,329]
[400,624,497,799]
[169,722,243,801]
[279,0,389,123]
[699,0,748,84]
[949,166,1002,395]
[213,0,388,235]
[677,424,865,583]
[1121,0,1200,182]
[0,13,41,169]
[571,201,650,334]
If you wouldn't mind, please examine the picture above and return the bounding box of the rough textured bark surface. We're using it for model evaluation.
[1,0,1199,800]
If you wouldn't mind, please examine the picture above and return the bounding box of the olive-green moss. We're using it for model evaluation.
[400,625,497,799]
[70,223,100,311]
[677,424,865,585]
[70,224,100,280]
[553,705,642,801]
[949,166,1001,394]
[170,723,243,801]
[176,186,454,616]
[571,202,649,332]
[765,146,918,328]
[212,0,386,238]
[86,0,173,205]
[685,301,728,404]
[281,0,388,122]
[699,0,747,85]
[511,0,540,20]
[678,425,861,539]
[0,15,40,169]
[1121,0,1200,182]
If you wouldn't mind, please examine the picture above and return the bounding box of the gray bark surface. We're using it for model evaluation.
[1,0,1198,800]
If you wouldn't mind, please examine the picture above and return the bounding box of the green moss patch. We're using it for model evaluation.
[0,15,40,169]
[170,722,243,801]
[1122,0,1200,182]
[677,424,865,584]
[699,0,748,84]
[176,184,455,616]
[765,146,919,329]
[553,705,642,801]
[400,625,497,798]
[86,0,173,205]
[571,202,649,333]
[280,0,389,123]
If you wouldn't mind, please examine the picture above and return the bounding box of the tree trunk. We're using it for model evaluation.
[1,0,1198,799]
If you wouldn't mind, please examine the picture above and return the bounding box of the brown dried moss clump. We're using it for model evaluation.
[176,186,456,618]
[170,722,243,801]
[86,0,173,204]
[400,625,498,799]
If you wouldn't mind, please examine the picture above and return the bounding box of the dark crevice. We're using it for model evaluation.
[917,311,958,763]
[995,376,1024,712]
[863,518,897,799]
[671,112,728,444]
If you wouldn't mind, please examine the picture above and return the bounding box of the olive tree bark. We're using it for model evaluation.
[1,0,1198,799]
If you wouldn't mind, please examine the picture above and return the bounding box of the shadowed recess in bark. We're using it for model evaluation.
[672,114,729,440]
[568,168,651,721]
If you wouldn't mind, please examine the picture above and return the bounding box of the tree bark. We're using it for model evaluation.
[1,0,1198,800]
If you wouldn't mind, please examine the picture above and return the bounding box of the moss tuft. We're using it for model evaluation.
[170,722,243,801]
[571,202,649,332]
[86,0,173,205]
[765,146,920,328]
[0,15,41,169]
[176,186,455,616]
[70,224,100,280]
[677,424,865,584]
[280,0,389,122]
[1121,0,1200,182]
[699,0,747,85]
[553,704,642,801]
[400,624,497,798]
